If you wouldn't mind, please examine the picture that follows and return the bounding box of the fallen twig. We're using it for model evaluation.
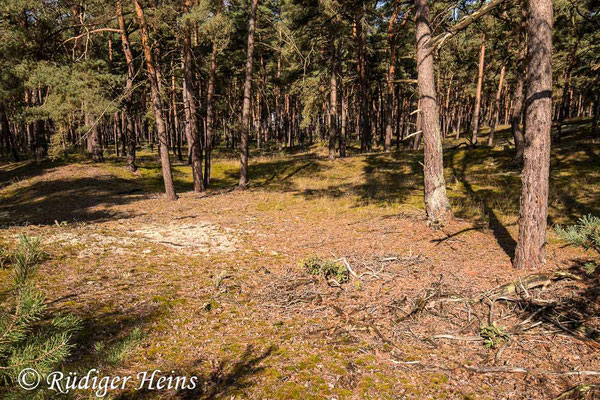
[465,365,600,376]
[554,384,600,400]
[431,334,482,342]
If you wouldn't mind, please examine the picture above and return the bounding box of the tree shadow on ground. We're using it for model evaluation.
[447,148,518,258]
[354,152,421,206]
[216,152,325,192]
[0,175,145,226]
[296,151,422,207]
[511,260,600,348]
[548,142,600,225]
[177,345,276,400]
[113,344,275,400]
[0,159,59,190]
[69,302,165,369]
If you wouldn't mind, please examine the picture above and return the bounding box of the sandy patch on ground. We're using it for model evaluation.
[48,221,238,257]
[131,222,238,254]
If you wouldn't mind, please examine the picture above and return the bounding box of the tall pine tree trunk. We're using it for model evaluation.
[133,0,177,200]
[415,0,451,225]
[205,42,217,187]
[470,34,486,146]
[488,64,505,146]
[171,58,183,162]
[355,10,369,152]
[182,0,204,192]
[385,1,399,153]
[117,0,137,172]
[592,94,600,135]
[513,0,553,269]
[555,43,578,143]
[0,106,19,161]
[338,42,346,157]
[85,108,104,162]
[328,37,338,161]
[239,0,259,187]
[511,0,527,165]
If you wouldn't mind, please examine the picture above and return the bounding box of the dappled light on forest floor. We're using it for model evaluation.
[0,120,599,399]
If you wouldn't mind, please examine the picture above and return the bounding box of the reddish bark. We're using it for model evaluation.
[239,0,259,187]
[132,0,177,200]
[513,0,553,269]
[415,0,451,225]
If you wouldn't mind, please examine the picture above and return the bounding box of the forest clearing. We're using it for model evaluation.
[1,121,600,399]
[1,0,600,398]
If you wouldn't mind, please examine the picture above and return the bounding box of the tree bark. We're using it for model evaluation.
[355,11,370,152]
[170,58,183,162]
[117,0,137,172]
[470,33,486,146]
[415,0,451,226]
[592,95,600,135]
[132,0,177,200]
[85,108,104,162]
[205,42,217,187]
[511,0,527,165]
[555,42,578,143]
[328,37,338,161]
[239,0,259,187]
[488,64,505,146]
[0,106,19,162]
[513,0,553,269]
[182,0,204,192]
[385,1,400,153]
[338,42,346,157]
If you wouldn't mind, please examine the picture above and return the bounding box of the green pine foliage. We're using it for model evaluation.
[555,214,600,274]
[0,235,80,385]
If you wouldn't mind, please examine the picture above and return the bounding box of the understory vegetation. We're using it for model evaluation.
[0,119,598,399]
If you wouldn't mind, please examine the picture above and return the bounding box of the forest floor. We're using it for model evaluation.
[1,120,599,399]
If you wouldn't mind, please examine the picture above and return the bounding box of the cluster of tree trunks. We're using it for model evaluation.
[0,0,588,273]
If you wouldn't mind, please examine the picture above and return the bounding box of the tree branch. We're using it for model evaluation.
[427,0,506,50]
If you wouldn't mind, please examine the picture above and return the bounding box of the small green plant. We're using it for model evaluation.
[302,255,349,285]
[0,235,80,384]
[480,323,510,348]
[583,262,598,275]
[555,214,600,274]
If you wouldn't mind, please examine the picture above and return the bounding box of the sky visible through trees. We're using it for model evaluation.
[2,0,598,265]
[0,0,600,397]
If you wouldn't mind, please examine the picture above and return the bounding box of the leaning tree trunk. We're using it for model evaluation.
[511,0,527,165]
[513,0,553,270]
[470,33,486,147]
[117,0,137,172]
[415,0,451,226]
[488,64,505,146]
[239,0,259,187]
[132,0,177,200]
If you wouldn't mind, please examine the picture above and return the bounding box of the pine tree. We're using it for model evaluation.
[513,0,553,269]
[555,215,600,273]
[0,236,80,386]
